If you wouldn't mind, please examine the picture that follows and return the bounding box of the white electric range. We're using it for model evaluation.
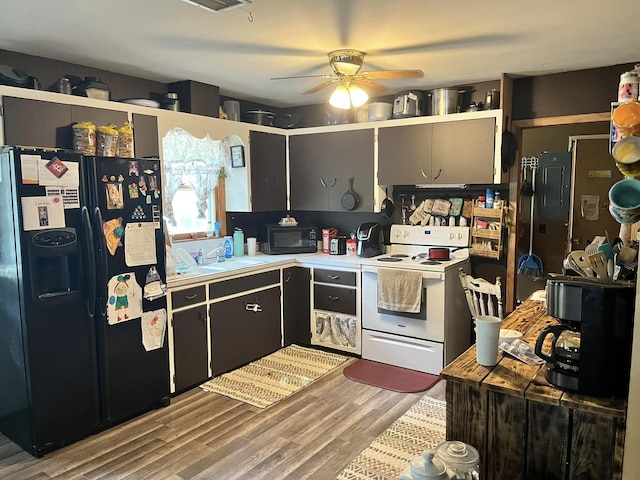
[360,225,472,374]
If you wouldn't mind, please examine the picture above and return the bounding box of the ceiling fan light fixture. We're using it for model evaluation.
[348,84,368,107]
[329,85,351,109]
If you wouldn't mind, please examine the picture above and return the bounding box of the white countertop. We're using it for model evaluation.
[167,252,366,289]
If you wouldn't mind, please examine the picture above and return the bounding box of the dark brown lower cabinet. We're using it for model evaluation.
[172,305,209,392]
[282,266,311,346]
[210,286,281,376]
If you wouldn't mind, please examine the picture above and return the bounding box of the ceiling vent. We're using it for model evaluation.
[181,0,251,13]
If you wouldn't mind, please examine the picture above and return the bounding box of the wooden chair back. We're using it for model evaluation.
[458,268,504,320]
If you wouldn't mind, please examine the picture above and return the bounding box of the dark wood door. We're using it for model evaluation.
[378,124,432,185]
[282,266,311,346]
[210,286,281,375]
[249,130,287,211]
[3,97,72,148]
[431,118,495,184]
[172,305,209,392]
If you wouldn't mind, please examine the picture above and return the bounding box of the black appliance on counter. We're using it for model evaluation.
[356,222,384,257]
[0,147,170,456]
[260,224,318,254]
[535,277,635,397]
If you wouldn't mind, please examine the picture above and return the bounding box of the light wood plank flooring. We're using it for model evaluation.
[0,359,445,480]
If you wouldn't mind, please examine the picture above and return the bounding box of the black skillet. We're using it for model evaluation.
[381,187,395,218]
[341,177,360,211]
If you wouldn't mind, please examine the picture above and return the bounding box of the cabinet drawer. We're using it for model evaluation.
[171,285,207,309]
[209,270,280,300]
[314,268,356,286]
[314,284,356,315]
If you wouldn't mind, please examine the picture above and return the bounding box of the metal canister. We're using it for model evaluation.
[485,89,500,109]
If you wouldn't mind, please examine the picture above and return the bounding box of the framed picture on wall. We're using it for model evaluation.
[231,145,245,168]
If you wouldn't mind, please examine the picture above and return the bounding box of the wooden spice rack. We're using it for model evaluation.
[471,202,504,259]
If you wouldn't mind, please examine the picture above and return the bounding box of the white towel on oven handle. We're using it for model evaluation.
[377,267,422,313]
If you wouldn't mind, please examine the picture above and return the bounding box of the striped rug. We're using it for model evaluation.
[337,396,447,480]
[200,344,348,408]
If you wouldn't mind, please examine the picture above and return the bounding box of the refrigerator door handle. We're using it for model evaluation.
[94,206,109,317]
[82,206,97,317]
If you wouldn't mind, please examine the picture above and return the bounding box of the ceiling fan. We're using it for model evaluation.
[271,49,424,109]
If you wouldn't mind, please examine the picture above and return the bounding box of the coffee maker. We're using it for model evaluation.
[356,222,384,258]
[534,277,635,397]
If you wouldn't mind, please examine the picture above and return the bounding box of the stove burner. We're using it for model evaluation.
[390,254,410,258]
[412,252,430,260]
[420,260,442,265]
[377,257,404,262]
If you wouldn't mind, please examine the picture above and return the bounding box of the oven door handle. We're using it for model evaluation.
[361,265,444,281]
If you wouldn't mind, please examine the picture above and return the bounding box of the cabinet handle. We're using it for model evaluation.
[328,295,339,301]
[421,169,430,180]
[245,303,263,312]
[184,293,198,300]
[328,275,340,280]
[197,311,205,323]
[433,168,442,180]
[320,178,327,187]
[329,178,337,188]
[284,272,292,282]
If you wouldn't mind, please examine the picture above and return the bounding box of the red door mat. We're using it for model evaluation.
[343,359,440,393]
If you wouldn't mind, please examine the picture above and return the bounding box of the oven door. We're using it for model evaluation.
[361,266,445,342]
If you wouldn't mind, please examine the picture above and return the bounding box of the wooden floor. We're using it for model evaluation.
[0,360,445,480]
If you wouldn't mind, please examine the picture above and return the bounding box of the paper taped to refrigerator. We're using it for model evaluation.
[38,158,79,187]
[125,222,157,266]
[107,273,142,324]
[21,196,65,231]
[141,309,167,351]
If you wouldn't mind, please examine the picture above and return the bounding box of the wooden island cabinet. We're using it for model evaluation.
[440,297,627,480]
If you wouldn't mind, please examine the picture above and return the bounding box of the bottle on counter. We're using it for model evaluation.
[477,195,486,208]
[224,236,233,258]
[233,227,244,257]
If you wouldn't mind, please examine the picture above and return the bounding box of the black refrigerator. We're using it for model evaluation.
[0,147,170,457]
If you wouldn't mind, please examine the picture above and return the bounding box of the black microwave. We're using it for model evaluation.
[260,224,318,254]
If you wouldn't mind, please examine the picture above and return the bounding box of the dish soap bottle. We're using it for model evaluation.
[233,227,245,257]
[223,236,233,259]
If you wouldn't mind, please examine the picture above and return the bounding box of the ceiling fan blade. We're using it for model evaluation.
[303,80,339,95]
[354,78,388,94]
[271,74,335,80]
[361,69,424,79]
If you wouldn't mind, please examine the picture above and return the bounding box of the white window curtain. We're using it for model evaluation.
[162,128,231,225]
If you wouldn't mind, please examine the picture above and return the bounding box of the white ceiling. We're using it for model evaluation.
[0,0,638,107]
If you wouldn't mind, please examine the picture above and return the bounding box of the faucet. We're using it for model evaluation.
[204,247,226,263]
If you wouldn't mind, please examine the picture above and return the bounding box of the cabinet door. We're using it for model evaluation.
[210,286,281,375]
[289,129,375,211]
[132,113,160,158]
[283,266,311,346]
[3,97,72,148]
[326,129,375,212]
[249,130,287,211]
[431,118,495,184]
[172,305,209,392]
[378,124,433,185]
[289,134,332,210]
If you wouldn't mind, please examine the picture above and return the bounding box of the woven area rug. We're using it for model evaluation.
[200,344,348,408]
[337,396,446,480]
